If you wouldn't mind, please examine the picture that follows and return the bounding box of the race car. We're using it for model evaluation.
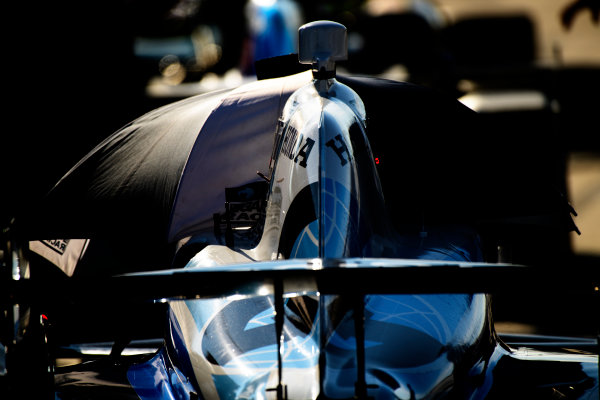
[2,21,597,400]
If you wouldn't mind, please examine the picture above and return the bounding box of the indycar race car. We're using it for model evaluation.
[1,21,597,400]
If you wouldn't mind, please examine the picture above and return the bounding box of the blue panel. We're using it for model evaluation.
[127,350,177,400]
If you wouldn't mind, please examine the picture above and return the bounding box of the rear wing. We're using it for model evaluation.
[3,258,598,400]
[6,258,598,304]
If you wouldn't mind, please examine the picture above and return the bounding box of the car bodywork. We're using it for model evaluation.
[1,21,597,400]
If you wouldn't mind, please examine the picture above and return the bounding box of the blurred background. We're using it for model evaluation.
[2,0,598,256]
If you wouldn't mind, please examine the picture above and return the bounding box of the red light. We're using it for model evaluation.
[375,157,380,165]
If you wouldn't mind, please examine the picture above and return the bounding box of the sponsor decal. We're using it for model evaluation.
[281,125,300,160]
[294,136,315,168]
[41,239,70,255]
[325,134,350,166]
[281,125,316,169]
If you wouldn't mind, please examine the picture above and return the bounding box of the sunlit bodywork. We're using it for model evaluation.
[5,20,594,400]
[121,23,597,400]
